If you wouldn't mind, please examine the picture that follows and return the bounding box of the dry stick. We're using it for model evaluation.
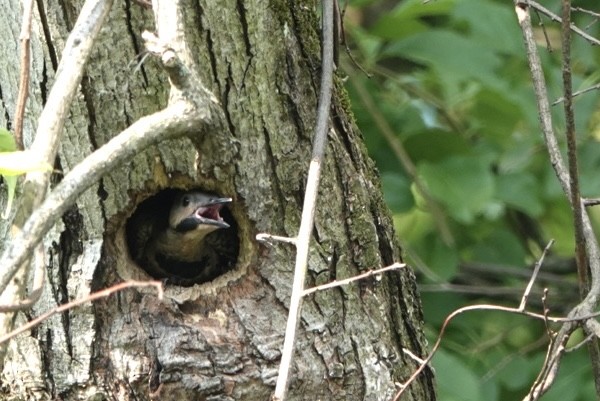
[0,0,115,364]
[561,0,600,392]
[0,280,163,345]
[561,0,588,297]
[515,3,600,399]
[572,6,600,19]
[391,241,553,401]
[302,263,405,296]
[519,240,554,310]
[0,23,217,297]
[1,0,113,305]
[527,0,600,46]
[0,103,210,298]
[271,1,335,400]
[584,198,600,206]
[14,0,35,150]
[515,2,600,288]
[553,82,600,105]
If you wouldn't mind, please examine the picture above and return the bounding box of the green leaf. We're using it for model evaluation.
[0,151,53,176]
[381,172,414,213]
[418,155,495,223]
[469,228,526,266]
[404,129,470,163]
[433,349,483,401]
[452,0,523,55]
[425,235,458,280]
[383,30,502,87]
[0,128,17,152]
[496,173,543,217]
[496,356,535,390]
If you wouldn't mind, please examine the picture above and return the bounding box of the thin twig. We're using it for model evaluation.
[572,6,600,19]
[519,240,554,310]
[302,263,405,296]
[391,236,556,400]
[272,0,335,399]
[14,0,35,150]
[0,280,163,345]
[513,3,600,398]
[255,233,297,245]
[553,82,600,105]
[584,198,600,206]
[527,0,600,46]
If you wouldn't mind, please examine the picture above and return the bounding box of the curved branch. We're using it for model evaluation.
[0,101,215,296]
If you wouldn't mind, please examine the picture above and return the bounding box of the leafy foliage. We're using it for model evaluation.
[345,0,600,399]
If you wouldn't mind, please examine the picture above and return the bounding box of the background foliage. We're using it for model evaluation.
[344,0,600,399]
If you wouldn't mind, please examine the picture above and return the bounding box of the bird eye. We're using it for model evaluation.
[182,196,190,207]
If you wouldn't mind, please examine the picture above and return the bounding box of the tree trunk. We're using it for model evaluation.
[0,1,435,400]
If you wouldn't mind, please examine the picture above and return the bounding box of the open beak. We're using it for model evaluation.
[175,198,231,232]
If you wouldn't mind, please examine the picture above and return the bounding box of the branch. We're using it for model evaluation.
[527,0,600,46]
[512,2,600,398]
[0,102,213,297]
[0,0,115,361]
[390,241,591,401]
[271,0,335,399]
[0,280,163,345]
[560,0,600,391]
[302,263,405,296]
[13,0,35,150]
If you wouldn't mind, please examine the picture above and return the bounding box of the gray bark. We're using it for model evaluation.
[0,1,435,400]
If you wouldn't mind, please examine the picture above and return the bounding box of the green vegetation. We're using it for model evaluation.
[345,0,600,399]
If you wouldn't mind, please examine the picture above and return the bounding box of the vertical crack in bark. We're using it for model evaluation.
[58,206,85,358]
[349,337,366,399]
[0,86,11,129]
[40,61,49,104]
[57,0,75,31]
[332,102,362,169]
[222,64,237,137]
[79,77,98,150]
[370,200,395,266]
[123,0,149,87]
[42,328,56,396]
[36,0,59,71]
[261,126,287,227]
[235,0,253,59]
[195,2,220,90]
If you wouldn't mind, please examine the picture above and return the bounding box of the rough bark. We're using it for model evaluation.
[0,1,435,400]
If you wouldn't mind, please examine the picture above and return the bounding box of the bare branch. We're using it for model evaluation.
[519,240,553,310]
[272,0,335,399]
[527,0,600,46]
[303,263,405,296]
[0,280,163,345]
[14,0,35,150]
[255,233,298,245]
[553,82,600,105]
[0,102,214,297]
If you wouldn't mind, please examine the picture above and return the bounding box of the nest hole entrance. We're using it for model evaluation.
[125,188,240,286]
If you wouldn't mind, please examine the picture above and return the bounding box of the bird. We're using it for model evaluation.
[127,190,237,285]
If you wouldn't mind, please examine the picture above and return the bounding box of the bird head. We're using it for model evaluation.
[169,191,231,235]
